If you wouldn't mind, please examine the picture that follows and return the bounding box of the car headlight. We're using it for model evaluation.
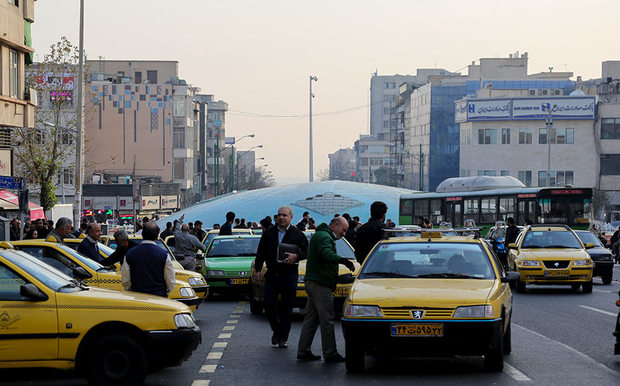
[205,270,225,277]
[188,277,205,286]
[344,305,383,318]
[179,287,195,297]
[174,313,197,329]
[521,260,540,266]
[573,260,589,266]
[453,305,494,318]
[298,275,305,283]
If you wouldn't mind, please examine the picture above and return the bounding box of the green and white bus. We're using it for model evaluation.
[399,177,592,232]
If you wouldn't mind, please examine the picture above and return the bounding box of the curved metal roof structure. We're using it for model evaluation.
[157,181,416,228]
[435,176,524,193]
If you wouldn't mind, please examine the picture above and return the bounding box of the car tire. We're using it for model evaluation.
[571,283,581,290]
[484,328,504,372]
[503,320,512,355]
[345,338,365,372]
[86,334,148,386]
[602,272,613,285]
[515,280,526,293]
[582,280,593,294]
[249,286,263,315]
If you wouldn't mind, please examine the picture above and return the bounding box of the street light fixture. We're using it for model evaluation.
[214,134,256,196]
[542,103,557,187]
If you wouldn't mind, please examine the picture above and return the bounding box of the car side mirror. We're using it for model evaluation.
[584,243,595,249]
[508,243,517,249]
[501,271,520,283]
[73,266,92,279]
[20,283,49,301]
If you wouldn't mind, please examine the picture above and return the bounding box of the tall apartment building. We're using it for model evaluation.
[328,148,356,181]
[84,60,196,212]
[204,96,228,198]
[1,0,36,175]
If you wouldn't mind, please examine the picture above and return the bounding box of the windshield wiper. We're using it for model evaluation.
[522,245,542,249]
[417,273,483,279]
[207,254,233,257]
[57,282,77,291]
[362,271,414,278]
[546,245,579,249]
[235,253,257,257]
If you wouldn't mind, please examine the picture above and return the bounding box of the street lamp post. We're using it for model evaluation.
[309,76,318,182]
[75,0,85,225]
[239,158,265,190]
[214,134,255,196]
[542,103,557,187]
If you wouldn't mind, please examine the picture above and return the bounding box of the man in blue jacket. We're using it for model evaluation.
[77,223,103,263]
[297,216,354,362]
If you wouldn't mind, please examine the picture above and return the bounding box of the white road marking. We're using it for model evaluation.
[199,365,217,373]
[227,319,239,324]
[238,301,248,304]
[223,325,236,331]
[503,363,532,381]
[235,305,245,308]
[207,352,223,360]
[191,381,210,386]
[514,324,617,375]
[232,309,243,313]
[578,305,617,317]
[231,314,241,318]
[218,333,232,339]
[213,342,228,348]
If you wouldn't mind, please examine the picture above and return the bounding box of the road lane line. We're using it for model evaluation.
[218,333,232,339]
[207,352,223,360]
[514,323,618,376]
[503,363,531,381]
[199,365,217,373]
[223,325,236,331]
[227,319,239,324]
[232,309,243,313]
[231,314,241,318]
[191,381,210,386]
[213,342,228,348]
[578,305,617,317]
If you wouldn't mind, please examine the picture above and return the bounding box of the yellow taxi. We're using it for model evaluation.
[0,248,201,385]
[341,230,519,372]
[508,224,595,293]
[248,233,360,315]
[64,238,210,299]
[7,240,202,312]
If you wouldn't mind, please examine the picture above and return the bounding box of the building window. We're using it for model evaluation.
[501,170,510,176]
[9,49,19,98]
[146,70,157,84]
[391,82,396,88]
[518,171,532,187]
[9,0,18,6]
[601,154,620,175]
[57,168,74,186]
[537,170,572,186]
[174,158,185,179]
[383,108,389,114]
[601,118,620,139]
[557,128,574,144]
[173,98,186,117]
[360,157,368,166]
[384,82,389,89]
[478,128,497,145]
[383,120,389,128]
[518,128,532,144]
[173,129,185,148]
[477,170,497,176]
[501,128,510,144]
[135,71,142,84]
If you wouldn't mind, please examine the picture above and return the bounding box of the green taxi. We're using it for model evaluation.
[202,235,261,295]
[341,230,519,372]
[0,248,201,385]
[508,224,595,293]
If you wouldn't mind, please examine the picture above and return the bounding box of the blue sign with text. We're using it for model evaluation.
[0,177,24,190]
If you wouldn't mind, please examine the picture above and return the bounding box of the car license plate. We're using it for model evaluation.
[391,324,443,336]
[333,287,348,297]
[545,270,569,277]
[230,278,249,285]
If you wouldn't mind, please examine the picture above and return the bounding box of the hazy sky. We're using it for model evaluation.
[32,0,619,186]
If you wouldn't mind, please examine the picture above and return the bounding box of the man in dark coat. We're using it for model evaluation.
[77,223,103,263]
[220,211,235,236]
[354,201,388,265]
[254,205,308,348]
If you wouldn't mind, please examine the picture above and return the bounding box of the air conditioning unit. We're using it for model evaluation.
[540,89,550,96]
[528,89,537,96]
[553,89,562,96]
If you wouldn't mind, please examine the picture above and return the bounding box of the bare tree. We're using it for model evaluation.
[328,153,355,181]
[236,167,275,191]
[15,37,92,211]
[317,167,330,181]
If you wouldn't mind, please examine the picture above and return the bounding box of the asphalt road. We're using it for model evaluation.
[3,266,620,386]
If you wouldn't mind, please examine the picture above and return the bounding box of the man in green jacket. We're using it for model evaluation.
[297,217,355,362]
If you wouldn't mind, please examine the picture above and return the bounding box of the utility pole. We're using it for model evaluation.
[74,0,85,226]
[309,76,318,182]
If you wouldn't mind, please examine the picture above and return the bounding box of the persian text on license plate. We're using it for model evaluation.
[230,278,249,285]
[391,324,443,336]
[545,270,569,277]
[333,287,348,296]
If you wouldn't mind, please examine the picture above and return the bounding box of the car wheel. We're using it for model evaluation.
[602,272,613,285]
[86,334,148,386]
[345,338,365,372]
[484,327,504,372]
[571,283,581,290]
[249,286,263,315]
[582,280,593,294]
[503,320,512,355]
[515,280,526,293]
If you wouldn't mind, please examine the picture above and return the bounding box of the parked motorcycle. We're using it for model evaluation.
[492,236,508,271]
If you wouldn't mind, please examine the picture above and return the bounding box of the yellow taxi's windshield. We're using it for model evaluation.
[521,231,582,249]
[360,242,495,280]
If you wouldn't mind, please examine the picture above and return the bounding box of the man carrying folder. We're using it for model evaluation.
[255,205,308,348]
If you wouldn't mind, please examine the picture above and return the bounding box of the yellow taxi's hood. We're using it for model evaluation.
[350,278,497,307]
[62,285,191,313]
[519,248,589,260]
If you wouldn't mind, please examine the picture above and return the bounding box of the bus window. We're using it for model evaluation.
[480,197,497,223]
[464,198,479,224]
[500,197,515,221]
[430,199,442,224]
[414,200,429,223]
[540,199,566,224]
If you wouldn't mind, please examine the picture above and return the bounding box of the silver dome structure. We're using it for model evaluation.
[157,181,416,227]
[435,176,525,193]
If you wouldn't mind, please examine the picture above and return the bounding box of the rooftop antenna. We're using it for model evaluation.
[549,67,553,73]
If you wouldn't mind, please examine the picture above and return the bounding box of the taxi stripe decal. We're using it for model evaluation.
[1,304,177,312]
[0,333,79,340]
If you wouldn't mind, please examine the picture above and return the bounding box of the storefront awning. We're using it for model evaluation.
[0,190,44,219]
